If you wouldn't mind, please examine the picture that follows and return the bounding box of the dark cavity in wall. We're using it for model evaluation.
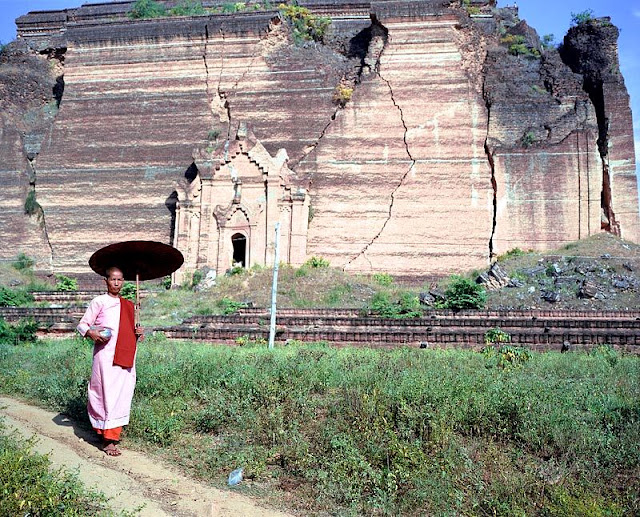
[559,24,619,235]
[184,162,198,183]
[165,191,178,245]
[347,15,389,77]
[40,47,66,107]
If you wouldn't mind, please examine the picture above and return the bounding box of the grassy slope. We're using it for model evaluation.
[2,233,639,326]
[136,233,640,326]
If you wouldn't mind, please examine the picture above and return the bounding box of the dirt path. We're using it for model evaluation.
[0,396,295,517]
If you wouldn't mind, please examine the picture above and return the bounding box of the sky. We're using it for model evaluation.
[1,0,639,190]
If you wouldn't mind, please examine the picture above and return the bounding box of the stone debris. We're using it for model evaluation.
[578,279,598,299]
[542,291,560,303]
[476,263,510,290]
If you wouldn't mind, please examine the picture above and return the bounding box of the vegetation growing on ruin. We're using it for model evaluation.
[128,0,277,19]
[278,3,331,44]
[23,190,41,216]
[1,337,638,515]
[571,9,595,26]
[500,34,541,58]
[333,81,354,107]
[462,0,480,16]
[128,0,167,19]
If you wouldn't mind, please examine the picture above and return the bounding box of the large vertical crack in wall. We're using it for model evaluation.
[27,47,67,264]
[484,134,497,260]
[345,22,415,270]
[587,79,619,235]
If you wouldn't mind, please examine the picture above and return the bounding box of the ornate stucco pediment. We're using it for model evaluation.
[173,126,311,281]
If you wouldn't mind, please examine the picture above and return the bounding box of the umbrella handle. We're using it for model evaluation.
[135,273,140,327]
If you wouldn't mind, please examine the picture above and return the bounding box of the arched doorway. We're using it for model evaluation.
[231,233,247,267]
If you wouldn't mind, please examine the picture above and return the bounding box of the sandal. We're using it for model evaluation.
[103,442,122,456]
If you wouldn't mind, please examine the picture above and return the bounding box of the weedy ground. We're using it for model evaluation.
[0,337,638,516]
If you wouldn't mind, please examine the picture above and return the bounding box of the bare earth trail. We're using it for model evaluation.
[0,396,295,517]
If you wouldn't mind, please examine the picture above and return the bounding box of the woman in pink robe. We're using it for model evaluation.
[77,267,142,456]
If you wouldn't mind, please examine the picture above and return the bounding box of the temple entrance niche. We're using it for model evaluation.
[232,233,247,267]
[172,126,311,283]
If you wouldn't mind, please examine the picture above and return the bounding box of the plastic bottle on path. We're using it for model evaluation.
[228,468,243,486]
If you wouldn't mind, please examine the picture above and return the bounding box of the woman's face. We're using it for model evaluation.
[105,268,124,296]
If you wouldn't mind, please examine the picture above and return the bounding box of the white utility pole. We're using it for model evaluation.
[268,222,281,349]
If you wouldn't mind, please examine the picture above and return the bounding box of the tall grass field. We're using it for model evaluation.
[1,335,638,515]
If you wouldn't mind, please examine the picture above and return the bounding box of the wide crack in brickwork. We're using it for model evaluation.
[346,21,417,270]
[485,138,497,261]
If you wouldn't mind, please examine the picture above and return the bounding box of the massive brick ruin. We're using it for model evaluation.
[1,0,638,282]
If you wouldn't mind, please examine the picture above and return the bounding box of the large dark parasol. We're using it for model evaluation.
[89,240,184,324]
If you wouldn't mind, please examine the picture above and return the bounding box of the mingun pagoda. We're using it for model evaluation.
[1,0,638,282]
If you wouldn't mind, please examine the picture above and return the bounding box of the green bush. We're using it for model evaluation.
[54,274,78,292]
[128,0,167,19]
[191,269,203,289]
[304,256,330,268]
[218,297,247,315]
[0,317,38,344]
[0,427,110,515]
[571,9,595,26]
[496,248,525,262]
[120,281,137,302]
[484,327,511,345]
[521,131,536,147]
[541,33,555,49]
[12,252,35,271]
[483,345,531,369]
[0,287,33,307]
[221,2,247,13]
[367,291,422,318]
[589,344,619,367]
[169,0,206,16]
[24,190,41,216]
[235,334,267,346]
[442,276,486,310]
[372,272,393,286]
[279,3,331,43]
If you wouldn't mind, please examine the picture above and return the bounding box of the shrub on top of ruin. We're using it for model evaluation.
[128,0,167,19]
[279,3,331,44]
[541,34,556,50]
[571,9,595,27]
[0,287,33,307]
[366,291,422,318]
[500,34,540,59]
[221,2,247,13]
[170,0,206,16]
[462,1,480,16]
